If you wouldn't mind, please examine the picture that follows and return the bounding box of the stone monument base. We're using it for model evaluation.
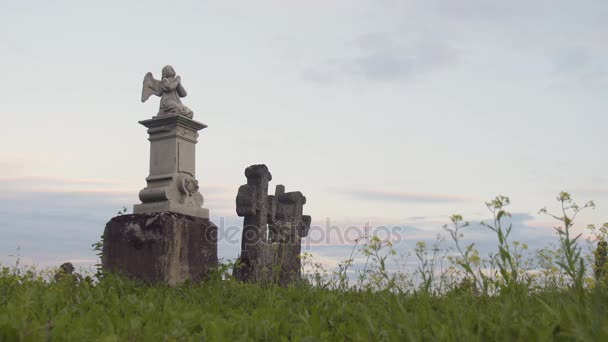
[102,212,217,286]
[134,200,209,219]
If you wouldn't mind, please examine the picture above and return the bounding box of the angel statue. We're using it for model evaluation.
[141,65,194,118]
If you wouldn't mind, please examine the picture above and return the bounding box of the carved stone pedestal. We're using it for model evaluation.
[133,114,209,219]
[102,212,217,286]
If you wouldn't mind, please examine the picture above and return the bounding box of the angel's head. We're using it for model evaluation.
[162,65,176,79]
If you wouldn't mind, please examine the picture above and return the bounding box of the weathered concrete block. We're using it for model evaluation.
[102,212,217,286]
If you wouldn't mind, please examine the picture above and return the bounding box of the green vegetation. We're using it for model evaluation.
[1,270,608,341]
[2,192,608,341]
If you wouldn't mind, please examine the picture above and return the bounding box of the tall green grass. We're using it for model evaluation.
[1,192,608,340]
[2,268,608,341]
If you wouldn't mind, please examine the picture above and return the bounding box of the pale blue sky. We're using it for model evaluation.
[1,0,607,268]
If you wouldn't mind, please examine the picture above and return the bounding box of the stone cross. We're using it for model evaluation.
[268,186,311,242]
[234,164,311,284]
[268,185,311,284]
[234,164,273,281]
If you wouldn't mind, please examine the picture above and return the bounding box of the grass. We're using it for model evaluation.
[1,267,608,341]
[2,192,608,341]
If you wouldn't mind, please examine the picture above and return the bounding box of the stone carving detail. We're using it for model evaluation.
[176,127,197,140]
[179,175,200,195]
[234,164,311,285]
[141,65,194,118]
[177,174,204,205]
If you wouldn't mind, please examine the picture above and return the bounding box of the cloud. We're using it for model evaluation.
[0,176,123,186]
[406,216,427,221]
[461,212,554,241]
[0,175,136,200]
[552,46,608,86]
[303,211,561,273]
[302,32,459,84]
[569,190,608,205]
[304,219,429,247]
[355,34,458,82]
[339,188,472,204]
[0,186,130,265]
[0,156,49,177]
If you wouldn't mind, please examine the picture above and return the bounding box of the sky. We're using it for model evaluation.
[1,0,607,271]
